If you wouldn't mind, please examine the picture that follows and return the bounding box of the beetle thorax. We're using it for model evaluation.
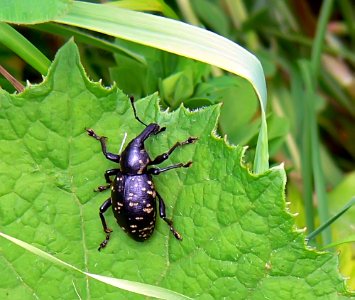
[120,141,150,175]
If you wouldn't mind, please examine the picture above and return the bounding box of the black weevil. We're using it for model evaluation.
[87,97,197,250]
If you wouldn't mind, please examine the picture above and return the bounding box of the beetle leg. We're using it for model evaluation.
[156,192,182,240]
[148,161,192,175]
[104,168,120,183]
[149,137,198,165]
[94,169,119,192]
[86,129,120,163]
[95,184,110,192]
[98,198,113,251]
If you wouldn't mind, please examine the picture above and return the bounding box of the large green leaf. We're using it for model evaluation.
[0,0,72,23]
[0,41,350,299]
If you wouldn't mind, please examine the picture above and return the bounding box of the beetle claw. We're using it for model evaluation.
[86,128,107,141]
[187,137,198,143]
[183,161,193,168]
[95,185,110,192]
[173,230,183,241]
[86,128,95,136]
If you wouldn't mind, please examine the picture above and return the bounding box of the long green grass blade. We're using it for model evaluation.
[295,62,315,235]
[308,0,334,246]
[310,0,334,77]
[307,197,355,242]
[0,231,191,300]
[299,61,331,245]
[321,235,355,250]
[338,0,355,47]
[110,0,179,19]
[54,1,269,173]
[0,22,50,75]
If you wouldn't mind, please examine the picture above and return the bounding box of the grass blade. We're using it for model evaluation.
[0,22,50,75]
[306,197,355,242]
[0,231,191,300]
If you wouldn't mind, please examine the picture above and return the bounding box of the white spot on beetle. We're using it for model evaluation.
[139,225,154,233]
[143,207,154,214]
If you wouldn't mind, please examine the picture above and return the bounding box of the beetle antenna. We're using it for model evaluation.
[130,96,148,127]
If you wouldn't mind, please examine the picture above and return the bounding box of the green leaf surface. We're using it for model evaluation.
[0,41,350,299]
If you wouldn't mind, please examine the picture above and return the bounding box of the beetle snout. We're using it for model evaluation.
[150,123,165,135]
[154,126,166,135]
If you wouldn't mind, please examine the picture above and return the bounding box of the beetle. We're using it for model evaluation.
[87,96,197,250]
